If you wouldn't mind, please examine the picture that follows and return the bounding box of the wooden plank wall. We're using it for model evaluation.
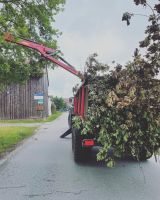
[0,73,49,120]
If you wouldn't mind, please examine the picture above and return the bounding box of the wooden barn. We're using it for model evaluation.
[0,69,49,120]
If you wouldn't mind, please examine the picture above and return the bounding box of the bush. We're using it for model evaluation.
[51,102,56,114]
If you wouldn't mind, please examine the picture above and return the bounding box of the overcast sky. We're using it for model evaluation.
[48,0,157,98]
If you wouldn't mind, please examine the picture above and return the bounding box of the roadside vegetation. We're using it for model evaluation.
[0,0,65,90]
[0,111,62,157]
[51,96,67,111]
[0,126,37,156]
[0,111,62,124]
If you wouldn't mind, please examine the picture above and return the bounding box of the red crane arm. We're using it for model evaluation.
[4,33,83,80]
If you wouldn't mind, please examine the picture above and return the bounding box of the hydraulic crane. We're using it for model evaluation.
[4,33,83,80]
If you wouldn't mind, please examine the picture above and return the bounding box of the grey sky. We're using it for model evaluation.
[48,0,157,98]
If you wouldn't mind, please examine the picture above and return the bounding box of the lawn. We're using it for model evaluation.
[0,111,62,124]
[0,126,37,155]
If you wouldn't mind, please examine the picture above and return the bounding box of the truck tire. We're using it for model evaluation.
[125,147,153,161]
[72,128,92,162]
[68,108,74,128]
[68,112,72,128]
[72,128,83,162]
[138,149,153,161]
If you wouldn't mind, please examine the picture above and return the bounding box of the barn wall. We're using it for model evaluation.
[0,72,49,120]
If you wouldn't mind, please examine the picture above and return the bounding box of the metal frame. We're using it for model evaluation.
[4,33,82,79]
[74,84,86,118]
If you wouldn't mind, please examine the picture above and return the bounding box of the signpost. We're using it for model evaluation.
[37,99,44,105]
[34,92,44,100]
[34,92,44,111]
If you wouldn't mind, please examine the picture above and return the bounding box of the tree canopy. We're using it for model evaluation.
[51,96,67,111]
[0,0,65,89]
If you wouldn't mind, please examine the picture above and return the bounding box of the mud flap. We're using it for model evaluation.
[60,128,72,138]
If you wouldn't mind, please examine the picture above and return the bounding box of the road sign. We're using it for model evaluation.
[34,92,44,100]
[36,105,44,111]
[38,99,44,104]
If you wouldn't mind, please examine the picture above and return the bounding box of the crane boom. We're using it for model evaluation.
[4,33,83,80]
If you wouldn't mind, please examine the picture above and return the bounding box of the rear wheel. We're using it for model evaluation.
[125,147,153,161]
[68,107,74,128]
[72,128,91,162]
[129,149,153,161]
[72,128,84,162]
[138,148,153,161]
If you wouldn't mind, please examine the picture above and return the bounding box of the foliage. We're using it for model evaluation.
[51,96,67,111]
[51,101,57,114]
[122,12,133,26]
[133,0,146,6]
[0,0,65,89]
[46,111,62,121]
[73,0,160,167]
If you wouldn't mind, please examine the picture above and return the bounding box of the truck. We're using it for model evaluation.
[4,33,95,162]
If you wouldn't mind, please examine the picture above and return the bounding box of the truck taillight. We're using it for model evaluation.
[82,139,94,147]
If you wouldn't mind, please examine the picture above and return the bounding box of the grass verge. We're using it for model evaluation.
[44,111,62,122]
[0,111,62,124]
[0,126,37,156]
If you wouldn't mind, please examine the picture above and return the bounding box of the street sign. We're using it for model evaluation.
[38,99,44,105]
[34,92,44,100]
[36,105,44,111]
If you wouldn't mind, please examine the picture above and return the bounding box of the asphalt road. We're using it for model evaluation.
[0,113,160,200]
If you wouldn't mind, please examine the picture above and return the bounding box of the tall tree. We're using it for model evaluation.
[51,96,67,111]
[0,0,65,89]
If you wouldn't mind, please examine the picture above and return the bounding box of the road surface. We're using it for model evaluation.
[0,113,160,200]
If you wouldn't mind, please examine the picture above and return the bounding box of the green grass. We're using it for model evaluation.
[0,126,37,155]
[45,111,62,122]
[0,111,62,124]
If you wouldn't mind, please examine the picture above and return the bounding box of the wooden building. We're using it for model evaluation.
[0,70,49,120]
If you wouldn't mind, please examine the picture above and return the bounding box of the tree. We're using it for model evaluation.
[51,96,67,111]
[0,0,65,89]
[51,101,56,114]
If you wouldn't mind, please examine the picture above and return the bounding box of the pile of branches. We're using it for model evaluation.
[73,0,160,167]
